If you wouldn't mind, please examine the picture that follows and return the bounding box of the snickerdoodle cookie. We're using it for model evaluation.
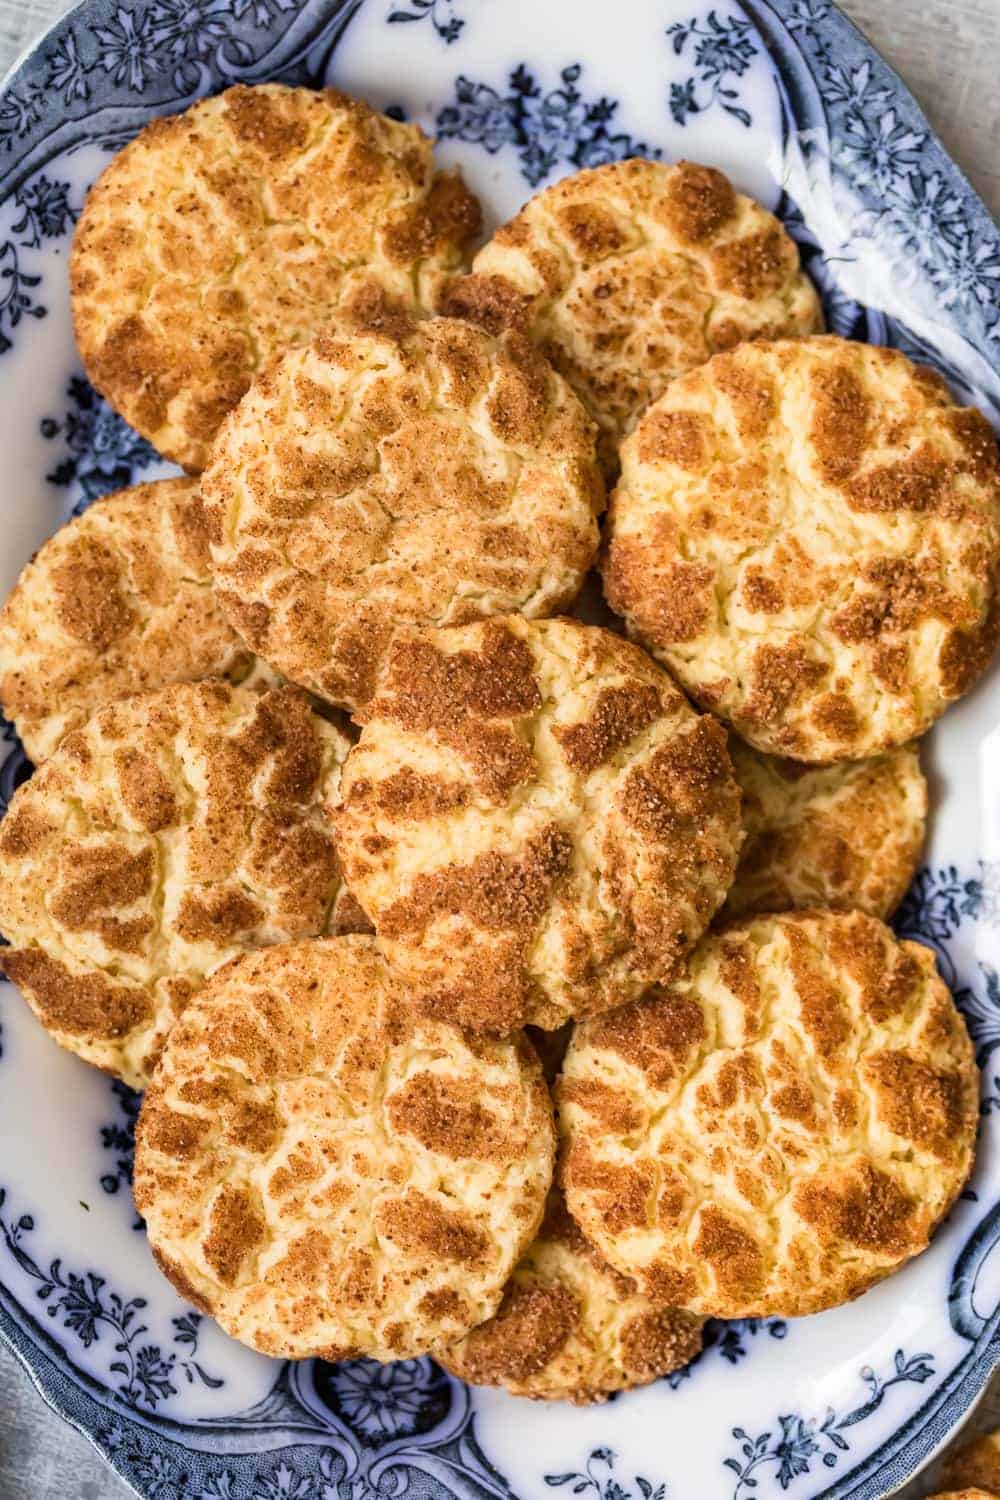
[725,740,926,919]
[439,158,821,472]
[559,909,978,1319]
[0,681,357,1087]
[134,936,555,1361]
[201,314,603,711]
[439,1189,703,1401]
[603,337,1000,760]
[0,477,265,763]
[336,615,743,1034]
[71,84,481,470]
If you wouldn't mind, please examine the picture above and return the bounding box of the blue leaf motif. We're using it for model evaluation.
[45,32,90,104]
[437,62,659,187]
[387,0,466,44]
[93,8,159,93]
[723,1347,936,1496]
[40,375,158,506]
[0,1188,217,1409]
[665,10,757,129]
[545,1448,663,1500]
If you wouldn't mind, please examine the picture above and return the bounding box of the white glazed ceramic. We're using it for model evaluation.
[0,3,997,1496]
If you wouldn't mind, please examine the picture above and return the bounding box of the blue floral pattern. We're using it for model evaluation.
[666,10,757,128]
[314,1357,451,1444]
[0,718,31,817]
[760,0,1000,383]
[891,863,1000,1109]
[0,157,76,352]
[723,1350,935,1496]
[86,1355,512,1497]
[387,0,465,44]
[546,1448,665,1500]
[0,1187,223,1407]
[705,1318,788,1367]
[40,374,159,508]
[437,63,660,188]
[893,865,983,946]
[11,175,77,247]
[0,240,45,356]
[99,1079,143,1227]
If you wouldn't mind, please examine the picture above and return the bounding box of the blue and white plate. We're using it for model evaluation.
[0,2,998,1496]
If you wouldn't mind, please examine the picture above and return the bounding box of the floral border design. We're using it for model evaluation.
[0,1187,223,1408]
[723,1351,935,1497]
[546,1448,666,1500]
[667,9,758,128]
[387,0,466,44]
[744,0,1000,417]
[436,62,661,188]
[41,374,159,509]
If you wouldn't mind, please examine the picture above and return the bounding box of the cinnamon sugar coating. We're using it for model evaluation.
[559,910,978,1318]
[336,615,743,1033]
[937,1429,1000,1495]
[603,336,1000,759]
[439,1189,703,1401]
[71,84,481,470]
[201,316,603,712]
[725,739,926,919]
[0,477,269,762]
[440,158,821,475]
[134,936,554,1361]
[0,681,355,1086]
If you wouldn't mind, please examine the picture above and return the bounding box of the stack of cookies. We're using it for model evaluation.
[0,81,994,1405]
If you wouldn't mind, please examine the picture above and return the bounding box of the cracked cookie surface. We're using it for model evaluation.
[439,1188,703,1401]
[336,615,743,1033]
[559,909,978,1319]
[725,740,926,919]
[0,477,267,763]
[439,158,821,474]
[0,680,358,1087]
[71,84,481,470]
[134,935,555,1361]
[603,336,1000,760]
[201,316,603,711]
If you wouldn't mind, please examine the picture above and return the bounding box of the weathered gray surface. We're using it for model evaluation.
[0,0,997,1494]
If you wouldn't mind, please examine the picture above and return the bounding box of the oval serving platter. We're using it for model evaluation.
[0,2,998,1497]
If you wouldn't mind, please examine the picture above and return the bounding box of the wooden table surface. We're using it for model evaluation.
[0,0,997,1495]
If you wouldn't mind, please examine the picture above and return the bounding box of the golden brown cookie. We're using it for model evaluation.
[71,84,481,470]
[603,336,1000,760]
[134,935,555,1361]
[559,909,978,1319]
[439,158,821,473]
[336,615,743,1033]
[926,1492,996,1499]
[439,1188,703,1401]
[0,477,269,763]
[725,740,926,919]
[201,316,603,711]
[0,681,358,1087]
[939,1429,1000,1495]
